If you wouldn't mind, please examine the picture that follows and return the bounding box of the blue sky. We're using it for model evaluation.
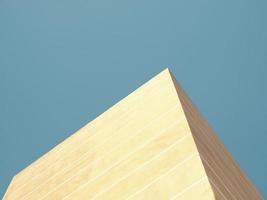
[0,0,266,198]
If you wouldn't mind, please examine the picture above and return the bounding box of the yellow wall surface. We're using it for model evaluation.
[3,69,262,200]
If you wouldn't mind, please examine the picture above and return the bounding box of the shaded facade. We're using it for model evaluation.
[3,69,262,199]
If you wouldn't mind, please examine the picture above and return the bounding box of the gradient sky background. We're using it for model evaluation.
[0,0,266,198]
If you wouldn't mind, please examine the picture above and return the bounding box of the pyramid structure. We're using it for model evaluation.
[3,69,262,200]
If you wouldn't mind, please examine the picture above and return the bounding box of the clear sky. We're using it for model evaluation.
[0,0,266,198]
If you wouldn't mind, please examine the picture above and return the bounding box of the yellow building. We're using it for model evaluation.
[3,69,262,199]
